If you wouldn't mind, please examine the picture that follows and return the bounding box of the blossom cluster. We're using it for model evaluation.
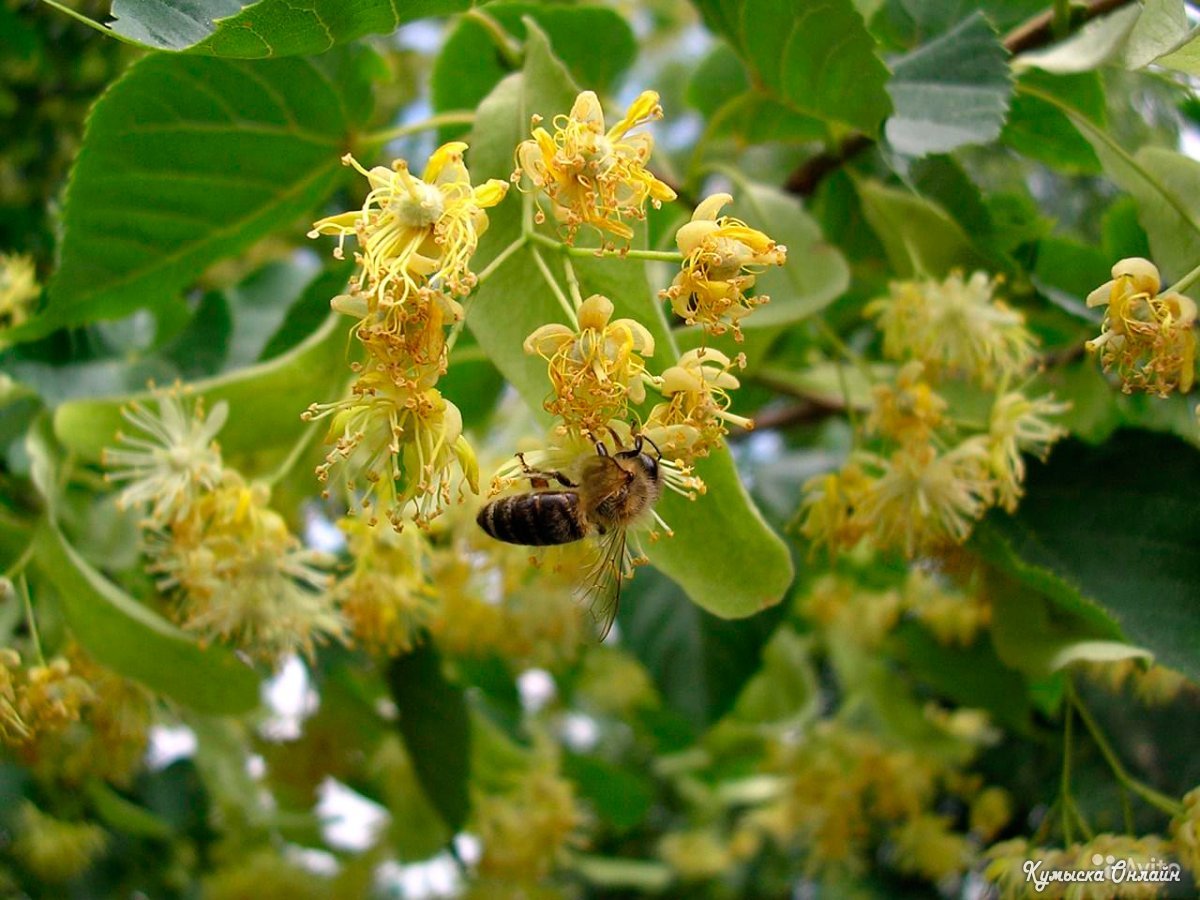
[800,272,1068,559]
[105,388,341,665]
[307,143,507,529]
[1086,257,1197,397]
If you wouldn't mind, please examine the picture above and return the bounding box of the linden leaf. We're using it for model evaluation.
[33,522,260,715]
[692,0,891,135]
[856,180,990,277]
[54,312,350,479]
[24,48,374,340]
[106,0,471,57]
[885,13,1012,158]
[975,431,1200,682]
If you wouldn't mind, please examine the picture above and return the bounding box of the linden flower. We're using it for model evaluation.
[475,765,583,883]
[866,360,947,444]
[0,252,39,329]
[309,141,508,309]
[12,803,108,884]
[524,294,655,433]
[660,193,787,340]
[103,388,228,527]
[334,518,438,655]
[986,391,1068,511]
[155,474,341,664]
[646,348,751,458]
[1086,257,1197,396]
[514,89,676,242]
[0,648,30,744]
[867,272,1035,386]
[307,370,479,529]
[1172,787,1200,875]
[856,438,995,558]
[12,657,94,743]
[797,462,874,557]
[888,814,973,883]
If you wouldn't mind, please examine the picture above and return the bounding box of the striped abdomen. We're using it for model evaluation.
[477,492,586,546]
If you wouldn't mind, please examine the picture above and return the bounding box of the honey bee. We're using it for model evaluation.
[476,432,663,639]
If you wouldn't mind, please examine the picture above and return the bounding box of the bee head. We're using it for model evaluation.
[616,434,661,484]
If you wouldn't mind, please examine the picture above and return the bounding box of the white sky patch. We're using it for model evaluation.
[260,655,318,741]
[1181,122,1200,162]
[285,845,340,877]
[376,854,464,899]
[560,712,600,752]
[317,778,390,852]
[145,725,197,770]
[304,507,345,554]
[517,668,556,713]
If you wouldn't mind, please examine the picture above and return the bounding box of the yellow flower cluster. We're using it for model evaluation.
[660,193,787,341]
[515,90,675,243]
[1086,257,1197,396]
[800,274,1068,559]
[645,348,752,459]
[11,803,108,884]
[333,518,437,655]
[0,252,39,329]
[1172,787,1200,876]
[867,271,1035,387]
[1081,658,1191,707]
[745,722,999,882]
[473,764,584,885]
[429,502,587,669]
[985,834,1174,899]
[525,294,655,435]
[0,649,91,749]
[308,142,506,528]
[107,388,341,666]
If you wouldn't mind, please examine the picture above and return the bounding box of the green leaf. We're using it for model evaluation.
[619,569,785,730]
[719,176,849,329]
[694,0,891,135]
[32,522,260,714]
[1002,70,1105,173]
[86,780,173,840]
[976,431,1200,682]
[1123,0,1189,69]
[1075,110,1200,281]
[385,643,470,833]
[727,628,817,726]
[432,2,635,134]
[562,753,653,834]
[571,855,673,892]
[1014,4,1140,73]
[54,312,349,478]
[1152,29,1200,75]
[885,12,1012,157]
[107,0,470,56]
[30,49,373,337]
[463,24,793,618]
[856,179,989,277]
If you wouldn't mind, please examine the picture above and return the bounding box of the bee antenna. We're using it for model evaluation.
[641,433,662,459]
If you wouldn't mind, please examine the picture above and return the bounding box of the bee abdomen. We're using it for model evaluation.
[477,492,586,546]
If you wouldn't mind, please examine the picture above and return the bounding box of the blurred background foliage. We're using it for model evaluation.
[1,0,1200,897]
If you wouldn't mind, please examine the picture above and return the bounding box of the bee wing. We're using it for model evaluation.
[577,526,627,641]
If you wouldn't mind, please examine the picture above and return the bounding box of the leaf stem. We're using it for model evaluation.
[1068,680,1184,818]
[264,422,322,488]
[2,543,34,582]
[362,111,477,146]
[475,236,526,285]
[562,255,584,308]
[464,8,523,68]
[1061,699,1075,844]
[18,576,44,666]
[1167,258,1200,296]
[530,246,579,327]
[526,230,683,262]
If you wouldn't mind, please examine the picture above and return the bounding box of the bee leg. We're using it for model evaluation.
[515,453,577,488]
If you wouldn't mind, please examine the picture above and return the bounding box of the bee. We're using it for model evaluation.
[476,432,663,639]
